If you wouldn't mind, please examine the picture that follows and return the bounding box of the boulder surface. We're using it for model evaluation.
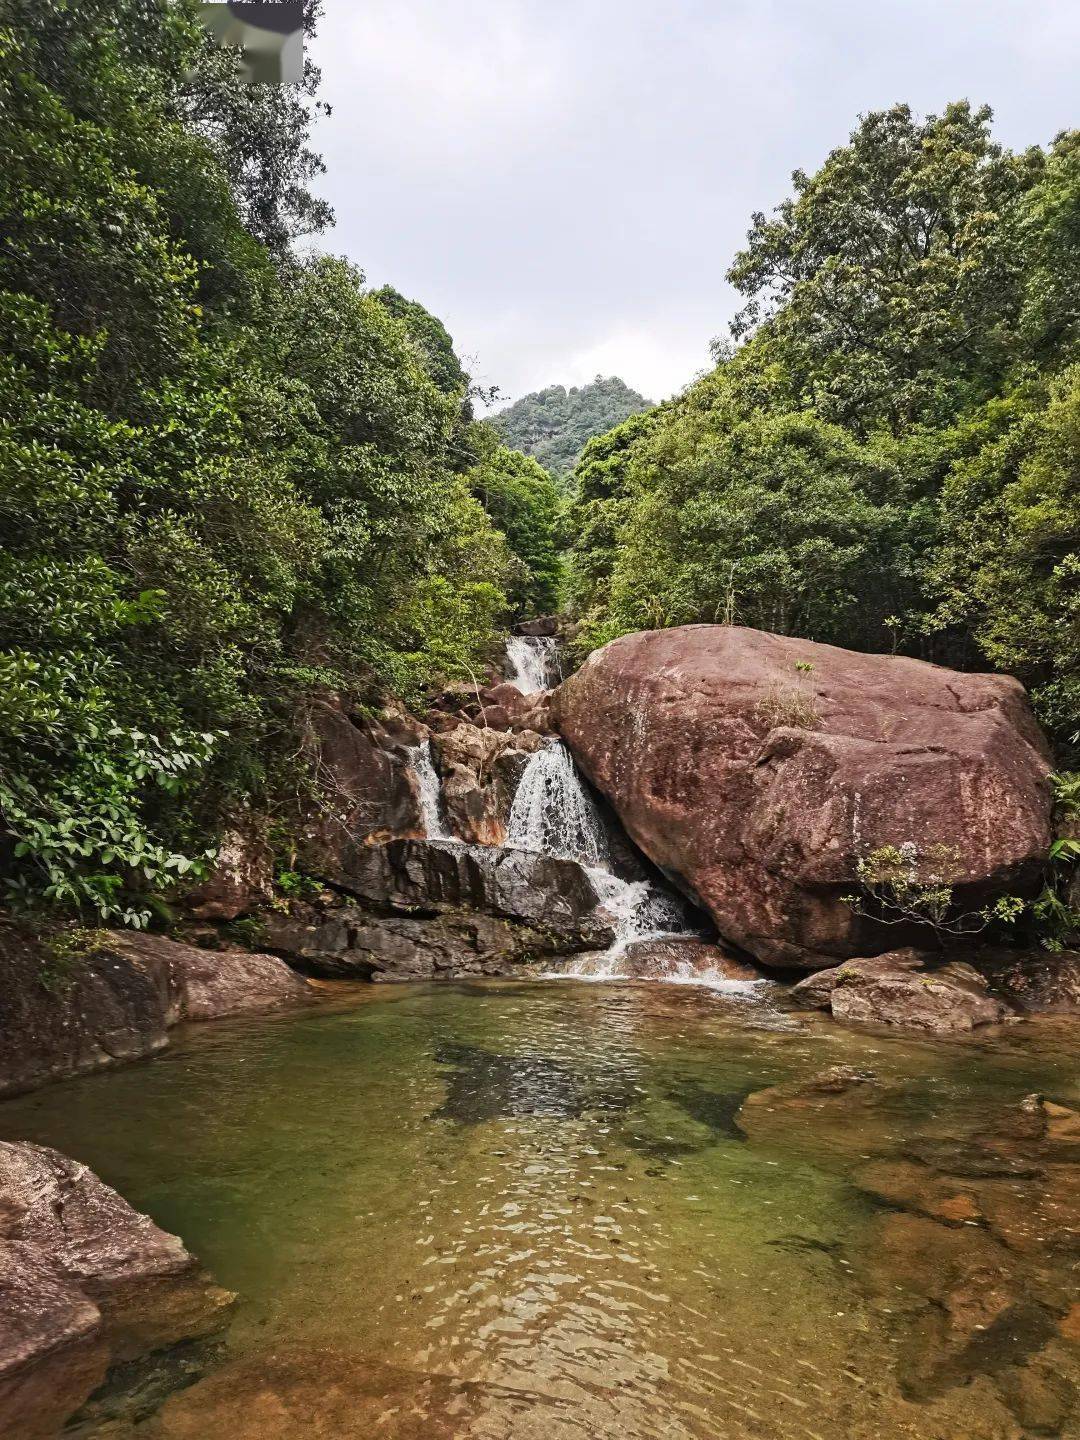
[554,625,1052,969]
[790,949,1008,1033]
[0,1143,233,1435]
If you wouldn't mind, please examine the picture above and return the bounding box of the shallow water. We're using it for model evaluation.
[5,980,1080,1438]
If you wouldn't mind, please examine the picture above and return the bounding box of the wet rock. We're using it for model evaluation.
[186,816,273,922]
[106,933,314,1022]
[515,616,559,637]
[431,722,543,844]
[974,948,1080,1015]
[790,949,1008,1033]
[553,624,1052,969]
[0,1238,108,1440]
[596,937,765,983]
[325,838,615,949]
[276,908,593,981]
[0,1143,233,1435]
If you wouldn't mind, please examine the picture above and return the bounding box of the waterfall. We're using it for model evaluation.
[507,741,607,865]
[410,742,451,841]
[505,635,560,694]
[506,740,701,973]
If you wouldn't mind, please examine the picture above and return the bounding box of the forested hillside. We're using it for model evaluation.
[0,0,559,924]
[488,376,650,480]
[564,103,1080,746]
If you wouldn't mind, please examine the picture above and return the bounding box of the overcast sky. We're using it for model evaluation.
[306,1,1078,410]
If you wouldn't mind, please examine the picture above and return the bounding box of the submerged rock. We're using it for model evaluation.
[592,937,764,984]
[790,948,1008,1033]
[553,624,1052,969]
[733,1066,901,1160]
[0,1143,233,1436]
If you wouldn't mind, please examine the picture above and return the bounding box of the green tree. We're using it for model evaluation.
[469,438,561,616]
[728,102,1042,435]
[487,376,651,481]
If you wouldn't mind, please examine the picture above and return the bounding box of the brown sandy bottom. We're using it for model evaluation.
[3,978,1080,1439]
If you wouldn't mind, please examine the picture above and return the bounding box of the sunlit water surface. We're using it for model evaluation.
[4,980,1080,1439]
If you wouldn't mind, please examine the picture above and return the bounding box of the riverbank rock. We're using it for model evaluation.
[790,949,1008,1033]
[0,924,314,1098]
[0,1143,233,1435]
[972,947,1080,1014]
[553,625,1052,969]
[0,1238,108,1440]
[103,933,314,1024]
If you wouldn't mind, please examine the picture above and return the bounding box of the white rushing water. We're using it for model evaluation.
[507,741,608,865]
[410,742,451,841]
[505,740,728,981]
[408,719,762,995]
[505,635,560,693]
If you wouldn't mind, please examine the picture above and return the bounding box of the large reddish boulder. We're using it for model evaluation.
[553,625,1052,969]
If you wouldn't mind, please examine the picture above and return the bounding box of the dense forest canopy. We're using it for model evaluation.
[487,376,651,481]
[564,103,1080,749]
[1,3,1077,936]
[0,0,559,923]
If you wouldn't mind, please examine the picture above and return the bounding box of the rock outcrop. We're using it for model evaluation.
[554,625,1053,969]
[298,697,427,863]
[0,1143,233,1436]
[185,815,274,922]
[0,925,314,1098]
[431,723,543,845]
[790,948,1008,1033]
[288,838,614,978]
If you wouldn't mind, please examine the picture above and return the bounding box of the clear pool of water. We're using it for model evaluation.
[4,979,1080,1438]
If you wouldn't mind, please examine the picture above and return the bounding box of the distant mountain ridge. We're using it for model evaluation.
[487,375,651,480]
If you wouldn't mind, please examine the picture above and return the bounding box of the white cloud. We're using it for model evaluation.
[307,1,1078,408]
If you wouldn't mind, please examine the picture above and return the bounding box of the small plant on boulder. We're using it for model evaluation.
[843,842,1022,938]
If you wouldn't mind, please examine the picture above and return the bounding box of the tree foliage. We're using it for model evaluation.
[0,0,519,920]
[565,103,1080,748]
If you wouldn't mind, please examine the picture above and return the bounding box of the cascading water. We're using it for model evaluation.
[504,740,731,980]
[507,742,607,865]
[505,635,560,693]
[410,742,452,841]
